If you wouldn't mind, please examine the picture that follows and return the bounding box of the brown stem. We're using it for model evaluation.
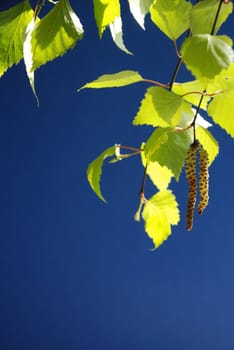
[169,29,191,90]
[33,0,45,19]
[139,165,148,196]
[173,40,182,59]
[181,90,222,98]
[191,95,203,142]
[120,145,142,152]
[142,79,169,88]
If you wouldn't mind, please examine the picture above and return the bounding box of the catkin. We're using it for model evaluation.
[198,147,209,215]
[185,141,200,231]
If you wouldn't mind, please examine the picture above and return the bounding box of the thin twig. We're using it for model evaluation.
[191,95,203,142]
[169,29,191,90]
[33,0,45,20]
[180,90,222,98]
[120,145,142,152]
[139,165,148,196]
[142,79,169,88]
[173,40,182,59]
[211,0,224,35]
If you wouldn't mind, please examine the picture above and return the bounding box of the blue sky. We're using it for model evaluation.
[1,1,234,349]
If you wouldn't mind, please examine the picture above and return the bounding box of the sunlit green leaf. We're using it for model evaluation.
[141,151,173,190]
[133,87,183,127]
[207,62,234,92]
[0,0,33,77]
[23,19,39,104]
[190,0,233,35]
[93,0,120,37]
[87,146,116,202]
[144,128,169,160]
[172,80,210,110]
[30,0,84,71]
[145,128,193,180]
[181,34,234,82]
[142,190,180,248]
[196,126,219,165]
[150,0,192,40]
[79,71,143,90]
[109,16,132,54]
[176,106,212,130]
[208,90,234,137]
[128,0,153,29]
[176,102,194,128]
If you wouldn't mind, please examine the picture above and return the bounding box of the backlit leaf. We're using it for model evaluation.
[145,128,193,180]
[109,16,132,54]
[23,19,39,104]
[206,62,234,92]
[190,0,233,35]
[128,0,153,29]
[0,0,33,77]
[79,71,142,90]
[133,86,183,127]
[172,80,210,110]
[208,90,234,137]
[141,151,173,190]
[176,102,194,128]
[143,127,169,161]
[142,190,180,248]
[87,146,116,202]
[150,0,192,40]
[30,0,84,71]
[196,126,219,165]
[181,34,234,82]
[177,106,212,129]
[93,0,120,37]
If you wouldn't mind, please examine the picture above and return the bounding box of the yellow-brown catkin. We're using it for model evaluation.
[185,141,200,231]
[198,147,209,215]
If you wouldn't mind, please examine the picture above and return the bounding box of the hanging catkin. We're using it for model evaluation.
[185,141,200,231]
[198,146,209,215]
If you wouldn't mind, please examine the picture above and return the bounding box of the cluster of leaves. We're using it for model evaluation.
[82,0,234,249]
[0,0,158,101]
[1,0,234,249]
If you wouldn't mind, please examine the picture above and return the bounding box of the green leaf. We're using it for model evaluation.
[150,0,192,40]
[207,62,234,92]
[23,19,39,105]
[109,16,132,54]
[176,102,194,128]
[0,0,33,77]
[142,190,180,248]
[141,151,173,190]
[128,0,153,29]
[144,128,193,180]
[172,80,210,110]
[93,0,120,37]
[196,126,219,165]
[30,0,84,71]
[144,127,169,161]
[133,86,184,127]
[181,34,234,82]
[176,105,212,130]
[87,145,116,202]
[79,70,143,90]
[190,0,233,35]
[208,90,234,137]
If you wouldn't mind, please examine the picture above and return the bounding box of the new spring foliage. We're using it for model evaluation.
[1,0,233,248]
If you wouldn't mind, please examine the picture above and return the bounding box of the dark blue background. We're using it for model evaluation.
[1,1,234,349]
